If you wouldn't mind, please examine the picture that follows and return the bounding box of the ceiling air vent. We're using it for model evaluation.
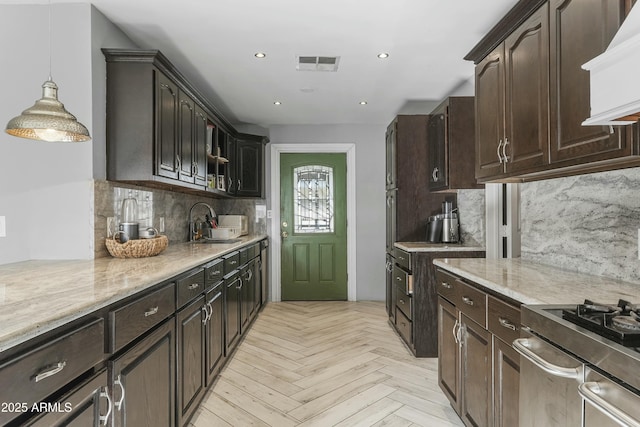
[296,55,340,72]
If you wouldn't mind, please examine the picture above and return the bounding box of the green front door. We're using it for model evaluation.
[280,153,347,300]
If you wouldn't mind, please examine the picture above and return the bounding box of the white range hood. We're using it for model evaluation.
[582,4,640,126]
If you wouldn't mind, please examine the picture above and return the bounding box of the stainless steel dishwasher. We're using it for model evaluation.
[515,302,640,427]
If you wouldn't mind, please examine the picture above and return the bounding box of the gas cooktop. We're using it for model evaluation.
[562,299,640,347]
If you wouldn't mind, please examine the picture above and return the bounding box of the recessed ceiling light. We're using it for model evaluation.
[377,53,389,59]
[273,101,281,105]
[255,52,266,58]
[359,101,368,105]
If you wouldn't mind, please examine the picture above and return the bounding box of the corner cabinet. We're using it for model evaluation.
[103,49,267,198]
[469,0,637,183]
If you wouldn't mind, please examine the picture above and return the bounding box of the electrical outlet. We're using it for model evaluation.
[159,217,165,233]
[107,217,115,238]
[0,216,5,237]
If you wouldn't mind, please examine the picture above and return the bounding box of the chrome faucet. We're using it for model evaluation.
[188,202,216,241]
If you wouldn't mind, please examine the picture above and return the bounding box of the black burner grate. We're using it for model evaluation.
[562,299,640,347]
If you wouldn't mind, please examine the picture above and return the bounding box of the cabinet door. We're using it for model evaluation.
[225,274,241,353]
[253,257,262,315]
[549,0,630,164]
[240,264,252,331]
[385,254,394,319]
[28,371,110,427]
[178,92,195,184]
[206,288,224,385]
[111,319,175,427]
[493,336,520,427]
[176,296,206,427]
[155,73,179,180]
[194,106,208,187]
[475,46,506,180]
[428,113,447,190]
[438,296,461,414]
[236,138,264,197]
[385,121,397,189]
[504,3,549,174]
[460,314,492,427]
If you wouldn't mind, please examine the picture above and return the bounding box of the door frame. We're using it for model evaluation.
[270,143,357,302]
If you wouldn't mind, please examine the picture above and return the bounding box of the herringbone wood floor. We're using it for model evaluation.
[190,301,464,427]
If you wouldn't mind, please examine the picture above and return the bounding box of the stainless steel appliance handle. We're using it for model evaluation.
[513,338,582,379]
[578,382,640,427]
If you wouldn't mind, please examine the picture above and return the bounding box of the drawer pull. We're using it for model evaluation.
[462,296,474,306]
[399,299,405,305]
[99,386,112,425]
[211,270,221,275]
[114,375,125,411]
[441,282,452,289]
[33,361,66,382]
[188,283,200,290]
[144,306,159,317]
[498,317,517,331]
[396,277,402,281]
[230,260,237,265]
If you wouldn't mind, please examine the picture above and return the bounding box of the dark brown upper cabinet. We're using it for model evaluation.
[428,97,483,191]
[103,49,267,198]
[467,0,638,183]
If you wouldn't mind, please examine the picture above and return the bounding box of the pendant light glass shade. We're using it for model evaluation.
[5,79,91,142]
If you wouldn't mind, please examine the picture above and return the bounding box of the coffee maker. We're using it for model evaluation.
[441,201,459,243]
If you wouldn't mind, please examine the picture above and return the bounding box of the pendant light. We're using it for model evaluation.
[4,1,90,142]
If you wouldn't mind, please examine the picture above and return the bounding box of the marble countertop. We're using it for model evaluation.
[395,241,485,253]
[0,235,266,353]
[433,258,640,305]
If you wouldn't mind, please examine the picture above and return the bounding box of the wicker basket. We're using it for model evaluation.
[105,234,169,258]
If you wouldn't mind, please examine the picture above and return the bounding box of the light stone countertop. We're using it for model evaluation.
[433,258,640,305]
[395,242,485,253]
[0,235,267,353]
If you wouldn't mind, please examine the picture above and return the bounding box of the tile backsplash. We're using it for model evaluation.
[457,189,485,246]
[94,180,266,258]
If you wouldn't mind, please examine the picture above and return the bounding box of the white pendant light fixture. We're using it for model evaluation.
[5,0,90,142]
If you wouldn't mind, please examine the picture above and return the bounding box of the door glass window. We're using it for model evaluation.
[293,165,334,233]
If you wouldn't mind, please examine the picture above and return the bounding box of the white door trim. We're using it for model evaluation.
[270,143,357,302]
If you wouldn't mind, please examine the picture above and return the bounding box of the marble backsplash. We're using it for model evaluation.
[94,180,266,258]
[520,167,640,283]
[457,189,486,246]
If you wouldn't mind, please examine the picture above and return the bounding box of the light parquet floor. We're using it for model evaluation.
[190,301,464,427]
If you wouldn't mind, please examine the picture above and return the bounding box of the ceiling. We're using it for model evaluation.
[17,0,518,127]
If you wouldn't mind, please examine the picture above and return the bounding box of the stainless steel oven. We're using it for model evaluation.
[515,304,640,427]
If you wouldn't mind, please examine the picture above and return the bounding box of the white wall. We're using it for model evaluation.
[267,124,386,301]
[0,5,136,265]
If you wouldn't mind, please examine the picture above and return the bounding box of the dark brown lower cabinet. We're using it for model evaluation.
[205,286,225,385]
[460,314,492,427]
[225,271,241,354]
[176,296,206,427]
[110,319,176,427]
[493,336,520,427]
[27,371,110,427]
[438,296,461,413]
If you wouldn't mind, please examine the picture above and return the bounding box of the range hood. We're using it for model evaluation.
[582,4,640,126]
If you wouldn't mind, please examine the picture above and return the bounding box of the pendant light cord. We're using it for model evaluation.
[48,0,52,81]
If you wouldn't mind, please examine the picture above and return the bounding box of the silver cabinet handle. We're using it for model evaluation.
[207,303,213,321]
[452,319,458,344]
[99,386,112,426]
[462,296,474,306]
[176,155,181,170]
[237,179,242,191]
[236,277,243,290]
[230,260,237,265]
[188,283,200,290]
[202,306,209,324]
[432,167,439,182]
[498,317,517,331]
[578,382,640,427]
[399,298,405,305]
[386,173,392,185]
[114,375,125,411]
[441,282,452,289]
[228,177,233,191]
[512,338,582,379]
[247,269,253,281]
[502,137,510,162]
[497,139,504,163]
[33,361,66,382]
[144,306,159,317]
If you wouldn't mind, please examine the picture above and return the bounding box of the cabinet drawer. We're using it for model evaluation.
[395,309,412,346]
[177,268,206,308]
[395,284,412,320]
[436,269,459,302]
[457,281,487,327]
[110,282,175,353]
[239,248,248,266]
[394,248,411,270]
[393,265,413,295]
[488,296,521,345]
[205,258,224,287]
[224,251,240,272]
[0,318,104,425]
